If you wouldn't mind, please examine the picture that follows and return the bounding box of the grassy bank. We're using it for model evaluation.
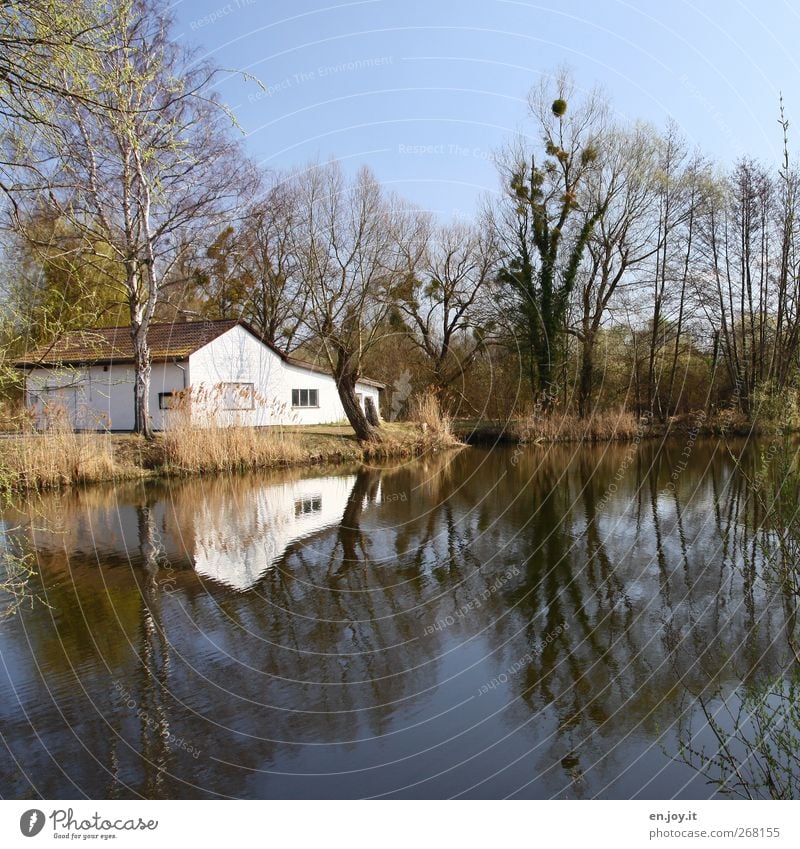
[0,422,461,493]
[455,408,779,444]
[456,410,645,443]
[0,407,780,494]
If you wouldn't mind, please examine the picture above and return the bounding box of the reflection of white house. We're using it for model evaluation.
[193,474,377,590]
[17,319,383,430]
[23,471,382,592]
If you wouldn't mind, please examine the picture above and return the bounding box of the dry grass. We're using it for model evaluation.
[0,422,116,491]
[0,421,462,493]
[161,412,305,474]
[157,388,461,473]
[510,408,643,443]
[408,390,454,440]
[156,385,304,474]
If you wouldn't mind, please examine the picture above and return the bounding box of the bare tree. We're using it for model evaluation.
[571,123,663,416]
[293,161,413,441]
[192,177,312,351]
[645,124,693,420]
[694,157,791,414]
[394,219,499,406]
[770,100,800,390]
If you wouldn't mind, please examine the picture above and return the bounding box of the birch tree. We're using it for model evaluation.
[0,0,114,207]
[12,0,249,436]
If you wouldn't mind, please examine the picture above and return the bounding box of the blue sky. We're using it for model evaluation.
[170,0,800,218]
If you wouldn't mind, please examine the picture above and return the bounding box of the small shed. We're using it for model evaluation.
[16,320,383,431]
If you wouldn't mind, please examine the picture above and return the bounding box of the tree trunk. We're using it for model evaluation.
[578,333,594,418]
[364,396,380,426]
[131,325,153,439]
[707,329,720,416]
[666,202,693,416]
[336,367,381,442]
[336,469,381,566]
[535,347,555,411]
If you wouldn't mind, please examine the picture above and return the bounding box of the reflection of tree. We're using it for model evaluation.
[5,437,798,798]
[0,487,178,797]
[331,468,381,571]
[679,675,800,799]
[487,440,788,796]
[677,440,800,799]
[241,463,443,747]
[0,520,39,619]
[132,503,173,798]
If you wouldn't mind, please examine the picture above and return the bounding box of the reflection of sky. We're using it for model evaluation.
[193,475,359,591]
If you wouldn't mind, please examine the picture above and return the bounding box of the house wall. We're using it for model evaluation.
[25,361,186,431]
[23,325,381,430]
[187,325,381,427]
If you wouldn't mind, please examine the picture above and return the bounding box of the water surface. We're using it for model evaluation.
[0,439,792,798]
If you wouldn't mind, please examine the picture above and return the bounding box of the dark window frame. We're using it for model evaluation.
[294,496,322,516]
[158,391,180,410]
[291,388,319,408]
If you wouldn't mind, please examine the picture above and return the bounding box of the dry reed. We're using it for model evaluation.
[512,408,642,443]
[0,384,466,492]
[0,414,116,491]
[161,423,305,473]
[160,391,305,473]
[408,390,454,440]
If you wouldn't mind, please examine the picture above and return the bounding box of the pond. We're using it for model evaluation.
[0,437,794,799]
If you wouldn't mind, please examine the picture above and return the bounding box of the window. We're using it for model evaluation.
[159,391,180,410]
[294,496,322,517]
[219,382,255,410]
[292,388,319,408]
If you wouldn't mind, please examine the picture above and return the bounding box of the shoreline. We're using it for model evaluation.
[0,414,780,495]
[0,422,462,494]
[455,411,774,445]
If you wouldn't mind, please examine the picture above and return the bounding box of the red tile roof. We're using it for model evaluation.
[15,320,239,367]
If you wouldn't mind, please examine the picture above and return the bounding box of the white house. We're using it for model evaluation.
[17,319,383,431]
